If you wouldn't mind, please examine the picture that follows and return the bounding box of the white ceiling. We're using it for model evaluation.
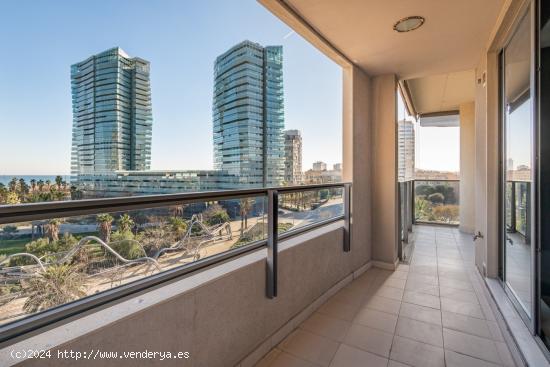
[284,0,505,80]
[406,70,476,114]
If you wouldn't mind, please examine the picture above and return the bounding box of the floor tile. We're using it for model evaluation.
[441,311,492,339]
[399,302,441,325]
[363,295,401,315]
[405,280,440,296]
[407,273,439,286]
[443,328,501,364]
[388,360,411,367]
[280,329,339,367]
[353,307,398,333]
[444,350,500,367]
[318,297,361,321]
[390,335,445,367]
[439,287,479,304]
[370,285,404,301]
[440,297,484,319]
[439,277,474,291]
[378,277,407,289]
[403,291,440,309]
[329,344,388,367]
[343,323,393,357]
[395,316,443,347]
[260,350,319,367]
[300,312,351,342]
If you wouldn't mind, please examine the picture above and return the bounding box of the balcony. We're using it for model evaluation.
[255,225,514,367]
[2,0,549,366]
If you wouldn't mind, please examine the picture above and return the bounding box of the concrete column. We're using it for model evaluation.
[459,102,475,234]
[371,74,398,268]
[343,65,372,270]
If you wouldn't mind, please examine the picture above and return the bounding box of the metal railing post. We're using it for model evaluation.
[267,189,278,298]
[344,183,351,252]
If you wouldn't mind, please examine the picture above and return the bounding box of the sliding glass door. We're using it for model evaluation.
[538,0,550,351]
[501,5,535,323]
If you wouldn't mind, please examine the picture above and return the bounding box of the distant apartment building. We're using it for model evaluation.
[70,47,152,176]
[75,170,237,198]
[312,161,327,171]
[283,130,303,184]
[213,40,285,188]
[305,163,342,184]
[398,120,415,182]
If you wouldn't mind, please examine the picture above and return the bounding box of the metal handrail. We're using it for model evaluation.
[413,179,460,182]
[0,183,346,225]
[0,182,351,345]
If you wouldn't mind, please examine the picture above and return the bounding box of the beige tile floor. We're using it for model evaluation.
[255,225,517,367]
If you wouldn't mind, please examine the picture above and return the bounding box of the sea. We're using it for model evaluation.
[0,175,72,186]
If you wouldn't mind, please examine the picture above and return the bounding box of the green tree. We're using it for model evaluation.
[96,214,114,243]
[5,191,21,204]
[117,214,134,233]
[168,217,187,238]
[203,204,230,226]
[1,225,18,239]
[55,175,63,189]
[427,192,445,204]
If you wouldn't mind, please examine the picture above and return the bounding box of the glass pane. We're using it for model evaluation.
[278,188,344,234]
[540,0,550,348]
[414,180,460,225]
[503,8,532,317]
[0,196,265,326]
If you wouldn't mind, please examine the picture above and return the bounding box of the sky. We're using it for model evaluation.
[397,92,460,173]
[0,0,342,175]
[415,126,460,172]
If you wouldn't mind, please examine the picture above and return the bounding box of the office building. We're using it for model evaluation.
[70,47,153,176]
[213,41,285,188]
[283,129,303,184]
[398,119,415,182]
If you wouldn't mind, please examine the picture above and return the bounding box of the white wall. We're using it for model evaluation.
[460,102,476,234]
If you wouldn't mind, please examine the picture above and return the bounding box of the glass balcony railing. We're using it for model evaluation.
[0,183,350,343]
[413,180,460,225]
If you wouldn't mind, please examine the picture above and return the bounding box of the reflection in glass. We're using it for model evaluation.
[503,8,532,317]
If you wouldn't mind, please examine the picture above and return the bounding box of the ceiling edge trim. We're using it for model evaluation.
[258,0,354,69]
[399,80,418,117]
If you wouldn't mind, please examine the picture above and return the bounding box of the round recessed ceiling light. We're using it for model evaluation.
[393,16,425,33]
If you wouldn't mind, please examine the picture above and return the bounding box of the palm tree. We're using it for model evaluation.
[239,198,253,235]
[18,178,28,196]
[96,214,114,242]
[37,180,45,192]
[45,219,61,241]
[45,179,51,191]
[22,264,86,313]
[55,175,63,189]
[118,214,134,233]
[8,177,18,192]
[30,179,36,192]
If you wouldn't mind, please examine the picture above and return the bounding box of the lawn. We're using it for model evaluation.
[0,239,29,256]
[0,231,100,258]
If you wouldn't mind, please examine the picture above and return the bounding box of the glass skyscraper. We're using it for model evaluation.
[213,41,285,188]
[70,47,153,176]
